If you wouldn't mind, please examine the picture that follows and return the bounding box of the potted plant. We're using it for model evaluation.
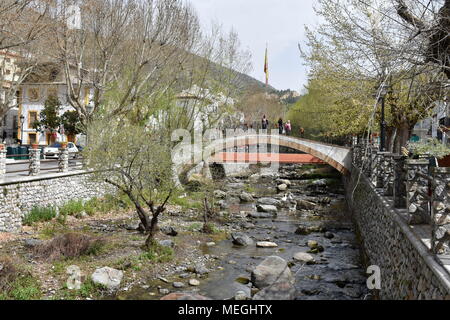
[407,138,450,166]
[31,143,39,149]
[59,141,68,149]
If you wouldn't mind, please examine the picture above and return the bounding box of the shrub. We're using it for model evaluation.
[33,233,105,261]
[23,206,57,226]
[59,200,84,217]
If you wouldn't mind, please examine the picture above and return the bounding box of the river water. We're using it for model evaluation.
[123,163,370,300]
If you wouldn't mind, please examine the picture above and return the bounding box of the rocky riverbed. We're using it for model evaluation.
[122,164,370,300]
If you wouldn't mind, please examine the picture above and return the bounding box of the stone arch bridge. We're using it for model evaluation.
[193,134,352,174]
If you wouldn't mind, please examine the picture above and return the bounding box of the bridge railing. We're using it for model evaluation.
[0,147,84,181]
[352,142,450,255]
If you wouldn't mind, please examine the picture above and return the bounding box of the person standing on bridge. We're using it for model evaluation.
[300,127,305,138]
[262,115,269,130]
[278,118,284,135]
[285,120,292,136]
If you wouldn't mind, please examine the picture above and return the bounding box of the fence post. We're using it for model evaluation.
[353,144,362,168]
[0,148,6,180]
[382,153,395,196]
[431,167,450,255]
[28,147,41,176]
[362,145,374,178]
[370,148,380,186]
[405,159,430,225]
[58,147,69,173]
[393,155,407,208]
[376,151,390,188]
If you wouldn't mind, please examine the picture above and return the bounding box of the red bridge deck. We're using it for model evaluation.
[210,152,325,164]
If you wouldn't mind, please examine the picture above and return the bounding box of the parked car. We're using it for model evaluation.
[43,142,79,159]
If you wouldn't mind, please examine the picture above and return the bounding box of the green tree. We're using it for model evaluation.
[32,95,61,134]
[60,111,83,137]
[85,119,174,249]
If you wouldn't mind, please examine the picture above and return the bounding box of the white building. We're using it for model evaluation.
[0,51,20,144]
[413,100,449,145]
[18,63,92,146]
[148,85,243,132]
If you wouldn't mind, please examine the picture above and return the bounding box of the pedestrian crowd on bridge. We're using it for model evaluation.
[240,115,305,138]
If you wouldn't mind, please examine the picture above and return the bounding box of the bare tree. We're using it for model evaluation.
[50,0,202,131]
[395,0,450,78]
[0,0,54,135]
[300,0,448,151]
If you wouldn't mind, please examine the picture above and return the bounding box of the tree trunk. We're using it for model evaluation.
[394,122,412,154]
[145,210,161,249]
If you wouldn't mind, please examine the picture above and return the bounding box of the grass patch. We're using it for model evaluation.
[56,279,106,300]
[244,184,257,193]
[170,195,202,210]
[60,200,84,217]
[23,206,57,226]
[186,222,203,232]
[39,223,70,240]
[0,257,41,300]
[139,244,174,263]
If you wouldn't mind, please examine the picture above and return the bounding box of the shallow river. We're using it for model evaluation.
[123,164,370,300]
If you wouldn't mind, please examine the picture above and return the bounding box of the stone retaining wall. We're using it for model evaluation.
[344,167,450,300]
[0,171,112,232]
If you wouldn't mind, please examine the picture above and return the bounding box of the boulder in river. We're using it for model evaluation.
[296,200,317,210]
[91,267,123,290]
[239,192,254,203]
[173,282,185,288]
[307,240,319,249]
[189,279,200,286]
[293,252,315,264]
[324,232,335,239]
[194,264,210,275]
[251,256,294,289]
[257,197,281,207]
[276,179,292,186]
[234,290,251,300]
[295,226,312,235]
[277,184,288,192]
[248,212,274,219]
[252,281,296,300]
[231,233,254,246]
[256,204,278,214]
[256,241,278,248]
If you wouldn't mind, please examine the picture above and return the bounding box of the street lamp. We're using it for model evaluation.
[19,114,25,145]
[378,83,389,152]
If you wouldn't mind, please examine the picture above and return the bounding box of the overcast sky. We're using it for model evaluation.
[191,0,319,92]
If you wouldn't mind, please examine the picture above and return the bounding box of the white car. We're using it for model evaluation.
[43,142,79,159]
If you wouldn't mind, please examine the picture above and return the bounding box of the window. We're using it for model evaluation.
[28,133,37,144]
[28,111,38,128]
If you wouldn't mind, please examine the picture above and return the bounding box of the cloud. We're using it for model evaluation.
[191,0,318,91]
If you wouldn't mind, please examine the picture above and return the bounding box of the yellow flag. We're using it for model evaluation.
[264,45,269,86]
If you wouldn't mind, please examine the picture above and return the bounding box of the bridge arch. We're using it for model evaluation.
[201,134,352,174]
